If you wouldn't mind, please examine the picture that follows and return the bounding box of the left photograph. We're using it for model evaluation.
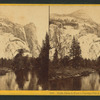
[0,5,49,90]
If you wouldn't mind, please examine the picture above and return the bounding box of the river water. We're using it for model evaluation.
[0,70,100,90]
[49,72,100,90]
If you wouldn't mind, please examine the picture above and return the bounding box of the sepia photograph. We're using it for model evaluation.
[0,4,100,93]
[0,5,49,90]
[49,6,100,91]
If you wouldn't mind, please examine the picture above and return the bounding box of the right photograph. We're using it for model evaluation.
[49,6,100,90]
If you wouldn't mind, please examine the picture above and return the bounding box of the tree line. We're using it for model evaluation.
[0,32,100,74]
[52,36,100,69]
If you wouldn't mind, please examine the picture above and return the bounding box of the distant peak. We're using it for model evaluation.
[67,9,92,20]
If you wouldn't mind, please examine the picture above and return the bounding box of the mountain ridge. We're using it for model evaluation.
[50,9,100,60]
[0,16,40,59]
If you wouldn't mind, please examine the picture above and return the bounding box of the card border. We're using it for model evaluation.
[0,4,99,96]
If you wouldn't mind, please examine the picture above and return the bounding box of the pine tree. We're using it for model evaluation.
[39,32,50,89]
[61,56,70,66]
[97,56,100,67]
[70,37,81,68]
[13,49,24,70]
[53,48,58,65]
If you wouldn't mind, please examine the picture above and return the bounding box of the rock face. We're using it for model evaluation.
[24,23,40,58]
[0,17,40,59]
[49,10,100,60]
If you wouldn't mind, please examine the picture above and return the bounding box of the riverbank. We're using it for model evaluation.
[0,67,12,76]
[0,66,97,82]
[49,67,96,80]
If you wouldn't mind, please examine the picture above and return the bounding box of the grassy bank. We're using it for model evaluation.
[49,66,96,80]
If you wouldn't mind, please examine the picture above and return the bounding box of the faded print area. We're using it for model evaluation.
[0,5,100,91]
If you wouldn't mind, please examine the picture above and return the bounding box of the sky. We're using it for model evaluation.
[0,6,48,46]
[50,6,100,24]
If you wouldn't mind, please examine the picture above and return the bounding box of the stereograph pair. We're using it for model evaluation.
[0,5,99,93]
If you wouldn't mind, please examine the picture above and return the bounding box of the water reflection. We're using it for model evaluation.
[15,68,39,90]
[0,71,19,90]
[48,77,81,90]
[81,72,100,90]
[49,72,100,90]
[0,70,100,90]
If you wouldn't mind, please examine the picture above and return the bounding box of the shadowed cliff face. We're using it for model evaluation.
[24,23,40,58]
[50,10,100,60]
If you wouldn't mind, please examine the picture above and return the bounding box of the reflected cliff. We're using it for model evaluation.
[0,70,100,90]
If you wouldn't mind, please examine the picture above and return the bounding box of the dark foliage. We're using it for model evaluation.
[39,33,50,89]
[53,49,58,65]
[69,37,81,68]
